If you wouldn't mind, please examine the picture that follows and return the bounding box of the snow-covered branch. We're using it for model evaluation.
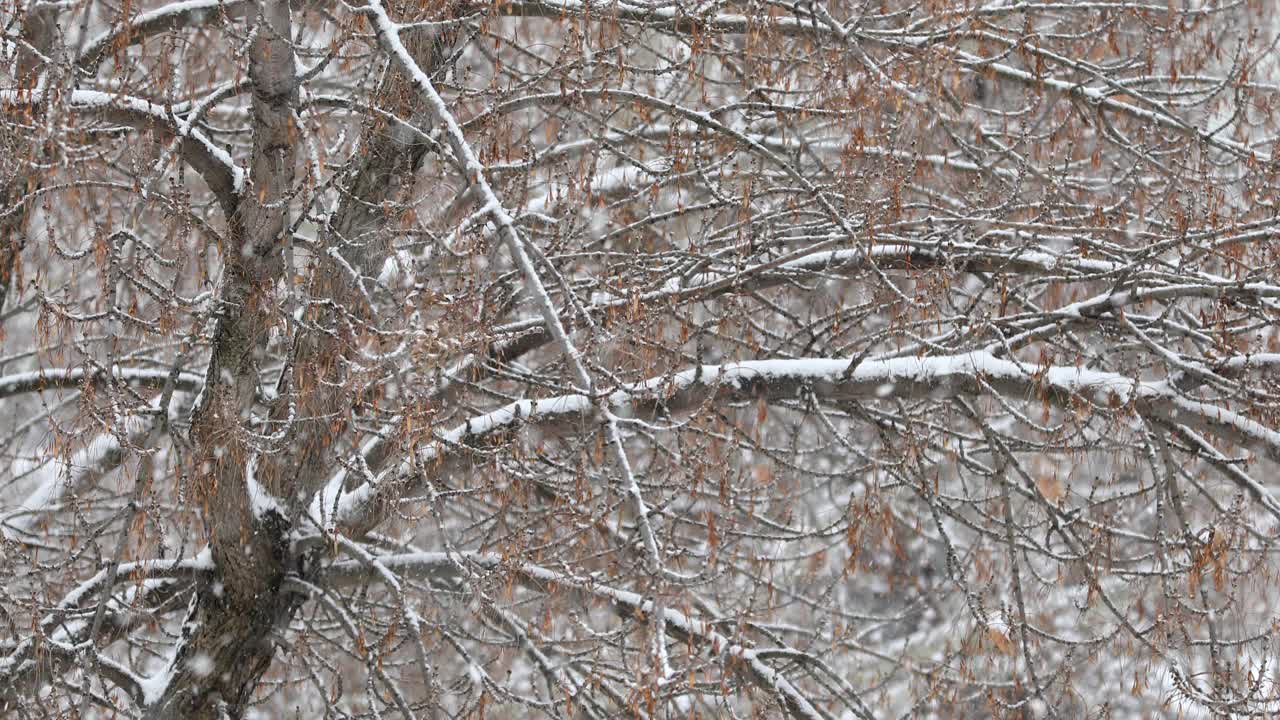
[333,350,1280,533]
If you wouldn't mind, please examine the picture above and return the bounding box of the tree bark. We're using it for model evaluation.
[148,5,458,716]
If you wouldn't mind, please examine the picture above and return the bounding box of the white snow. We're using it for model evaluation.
[245,455,285,519]
[138,665,174,706]
[186,652,215,678]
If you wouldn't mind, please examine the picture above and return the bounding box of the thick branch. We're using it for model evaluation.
[157,3,304,717]
[263,11,459,517]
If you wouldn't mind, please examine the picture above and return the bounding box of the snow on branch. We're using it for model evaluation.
[0,366,201,400]
[464,238,1280,414]
[331,351,1280,531]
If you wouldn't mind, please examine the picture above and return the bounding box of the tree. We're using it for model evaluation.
[1,0,1278,716]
